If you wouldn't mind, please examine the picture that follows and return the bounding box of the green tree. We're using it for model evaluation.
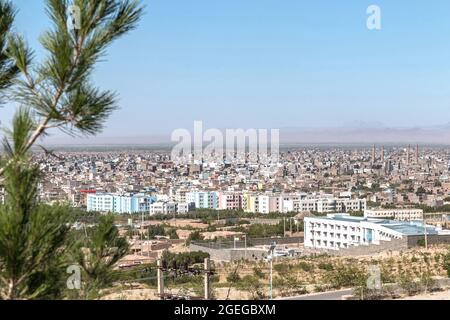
[236,275,266,300]
[0,110,72,299]
[253,266,265,279]
[166,228,179,239]
[147,224,166,239]
[443,250,450,278]
[226,272,241,284]
[0,0,19,99]
[325,264,366,290]
[186,231,204,245]
[161,250,209,267]
[0,0,144,176]
[0,0,143,299]
[70,215,129,299]
[397,271,421,296]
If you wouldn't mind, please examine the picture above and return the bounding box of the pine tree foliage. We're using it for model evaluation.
[1,0,144,174]
[70,215,129,299]
[0,109,72,300]
[0,0,19,100]
[0,0,143,299]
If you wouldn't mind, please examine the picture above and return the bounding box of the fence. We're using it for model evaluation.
[406,234,450,248]
[191,236,304,250]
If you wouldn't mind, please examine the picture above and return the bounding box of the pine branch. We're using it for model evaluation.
[0,0,19,95]
[0,0,144,177]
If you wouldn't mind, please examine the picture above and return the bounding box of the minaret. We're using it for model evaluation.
[415,144,419,164]
[406,145,410,166]
[371,144,376,164]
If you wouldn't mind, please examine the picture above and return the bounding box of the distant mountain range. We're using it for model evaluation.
[39,123,450,147]
[280,124,450,145]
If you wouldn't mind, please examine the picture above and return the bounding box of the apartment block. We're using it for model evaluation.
[364,208,424,221]
[87,193,155,214]
[305,214,440,251]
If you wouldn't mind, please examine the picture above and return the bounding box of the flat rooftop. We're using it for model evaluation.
[308,214,440,236]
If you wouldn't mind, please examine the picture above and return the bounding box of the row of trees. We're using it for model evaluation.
[0,0,144,299]
[144,209,299,223]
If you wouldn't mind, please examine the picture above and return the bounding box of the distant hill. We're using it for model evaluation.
[36,124,450,147]
[280,125,450,145]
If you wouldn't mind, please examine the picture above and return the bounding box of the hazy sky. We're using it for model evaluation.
[3,0,450,142]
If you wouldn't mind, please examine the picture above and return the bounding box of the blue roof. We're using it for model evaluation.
[313,214,439,236]
[380,221,439,236]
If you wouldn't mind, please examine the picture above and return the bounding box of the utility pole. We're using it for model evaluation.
[157,259,164,298]
[141,211,144,241]
[204,258,211,300]
[267,242,276,300]
[269,256,273,300]
[244,235,247,260]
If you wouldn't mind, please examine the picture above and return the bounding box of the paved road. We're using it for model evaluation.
[279,288,354,300]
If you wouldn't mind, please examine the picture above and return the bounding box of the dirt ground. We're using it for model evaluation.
[400,289,450,300]
[165,219,209,229]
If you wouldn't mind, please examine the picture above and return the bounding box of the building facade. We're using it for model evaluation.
[304,214,440,251]
[186,191,219,210]
[87,193,155,214]
[364,208,424,221]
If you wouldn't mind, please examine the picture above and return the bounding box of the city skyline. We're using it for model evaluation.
[2,0,450,145]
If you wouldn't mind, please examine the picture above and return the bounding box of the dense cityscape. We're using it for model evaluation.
[1,0,450,312]
[2,144,448,300]
[30,145,450,213]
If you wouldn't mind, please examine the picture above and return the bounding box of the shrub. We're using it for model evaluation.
[443,251,450,278]
[253,267,265,279]
[318,262,334,271]
[298,261,314,272]
[226,272,241,283]
[325,265,367,289]
[397,272,421,296]
[236,275,265,300]
[274,263,290,274]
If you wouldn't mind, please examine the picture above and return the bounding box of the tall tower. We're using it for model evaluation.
[381,146,385,161]
[406,145,411,166]
[371,144,376,164]
[415,144,419,164]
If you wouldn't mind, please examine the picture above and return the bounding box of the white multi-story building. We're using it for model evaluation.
[174,188,190,203]
[364,208,423,221]
[87,193,155,214]
[186,191,219,210]
[183,190,365,214]
[149,202,177,215]
[149,201,191,215]
[304,214,440,251]
[280,195,301,213]
[258,195,281,214]
[306,197,366,213]
[177,202,190,214]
